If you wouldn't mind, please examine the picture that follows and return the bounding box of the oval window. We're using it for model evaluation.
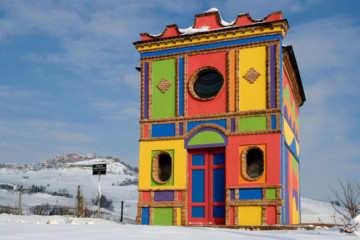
[246,148,264,179]
[193,69,224,99]
[152,151,172,183]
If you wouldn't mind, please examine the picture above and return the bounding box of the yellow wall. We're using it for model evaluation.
[283,117,300,157]
[139,140,187,189]
[176,208,181,226]
[239,46,267,111]
[292,198,300,224]
[238,206,262,225]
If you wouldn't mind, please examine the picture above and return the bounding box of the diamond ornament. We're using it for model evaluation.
[243,68,261,84]
[156,78,172,93]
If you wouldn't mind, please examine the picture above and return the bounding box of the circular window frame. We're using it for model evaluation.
[241,146,264,181]
[188,66,224,101]
[152,151,173,184]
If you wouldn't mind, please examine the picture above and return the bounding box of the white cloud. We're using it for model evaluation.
[90,98,139,121]
[285,17,360,72]
[48,129,95,143]
[209,0,325,20]
[0,85,34,98]
[0,119,96,163]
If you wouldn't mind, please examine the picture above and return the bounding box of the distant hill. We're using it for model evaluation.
[0,154,139,222]
[0,153,138,174]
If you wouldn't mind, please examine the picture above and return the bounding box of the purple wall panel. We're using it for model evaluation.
[144,62,149,119]
[231,118,235,132]
[179,122,183,136]
[154,191,174,202]
[270,45,276,108]
[230,189,235,200]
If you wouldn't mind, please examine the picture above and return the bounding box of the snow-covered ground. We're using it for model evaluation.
[0,160,138,221]
[0,214,359,240]
[0,159,359,239]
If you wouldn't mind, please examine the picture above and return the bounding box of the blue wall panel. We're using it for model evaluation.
[187,119,227,132]
[213,153,225,165]
[141,207,150,225]
[192,206,205,218]
[192,169,205,203]
[213,168,225,202]
[239,188,263,200]
[271,115,277,130]
[213,206,225,218]
[192,154,205,166]
[152,123,176,137]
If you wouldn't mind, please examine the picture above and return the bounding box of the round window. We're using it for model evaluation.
[193,69,224,99]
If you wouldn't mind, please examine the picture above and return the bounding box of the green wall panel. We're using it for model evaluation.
[266,188,277,200]
[152,59,176,119]
[239,116,267,132]
[188,131,224,146]
[153,207,173,226]
[151,150,174,187]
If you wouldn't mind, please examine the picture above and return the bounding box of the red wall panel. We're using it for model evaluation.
[225,133,281,187]
[266,206,277,225]
[187,52,227,116]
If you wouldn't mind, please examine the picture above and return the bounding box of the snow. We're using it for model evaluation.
[179,8,234,35]
[179,26,210,35]
[1,160,359,239]
[0,214,359,240]
[205,8,219,13]
[0,165,138,221]
[301,197,336,224]
[67,158,130,174]
[349,215,360,230]
[341,215,360,234]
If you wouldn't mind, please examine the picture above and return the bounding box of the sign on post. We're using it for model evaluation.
[92,163,107,218]
[93,164,107,175]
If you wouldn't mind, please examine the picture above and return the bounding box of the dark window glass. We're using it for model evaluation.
[246,148,264,178]
[194,70,224,99]
[158,153,172,182]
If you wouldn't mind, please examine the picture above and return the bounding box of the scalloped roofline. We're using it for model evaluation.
[138,9,284,42]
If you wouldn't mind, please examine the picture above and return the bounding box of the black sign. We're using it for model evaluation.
[93,164,107,175]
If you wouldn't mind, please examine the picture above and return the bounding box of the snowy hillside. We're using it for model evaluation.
[301,197,337,224]
[0,157,138,221]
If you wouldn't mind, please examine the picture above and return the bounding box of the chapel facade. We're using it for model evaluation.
[134,9,305,226]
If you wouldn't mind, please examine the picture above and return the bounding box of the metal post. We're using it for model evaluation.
[77,185,80,217]
[98,174,101,218]
[18,190,22,215]
[120,201,124,222]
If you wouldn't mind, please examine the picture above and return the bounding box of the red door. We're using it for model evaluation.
[188,148,225,225]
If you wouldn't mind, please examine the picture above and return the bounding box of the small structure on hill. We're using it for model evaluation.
[133,9,305,226]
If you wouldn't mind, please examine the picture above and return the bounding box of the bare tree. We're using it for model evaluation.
[330,179,360,224]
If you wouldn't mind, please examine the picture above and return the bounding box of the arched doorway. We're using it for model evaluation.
[185,127,227,225]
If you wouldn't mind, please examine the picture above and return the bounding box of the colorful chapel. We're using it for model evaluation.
[133,9,306,226]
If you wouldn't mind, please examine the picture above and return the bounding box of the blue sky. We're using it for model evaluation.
[0,0,359,200]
